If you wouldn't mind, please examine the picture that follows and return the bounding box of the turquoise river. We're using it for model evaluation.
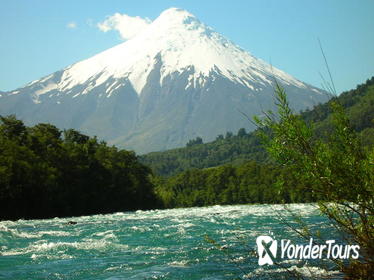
[0,204,344,279]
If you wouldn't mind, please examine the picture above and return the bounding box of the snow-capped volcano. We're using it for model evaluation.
[0,8,327,153]
[54,8,304,95]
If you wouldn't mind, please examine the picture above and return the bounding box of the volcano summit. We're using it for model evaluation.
[0,8,327,153]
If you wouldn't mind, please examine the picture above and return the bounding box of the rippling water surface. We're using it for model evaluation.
[0,204,340,279]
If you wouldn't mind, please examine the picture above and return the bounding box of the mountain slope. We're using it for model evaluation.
[140,77,374,176]
[0,8,327,153]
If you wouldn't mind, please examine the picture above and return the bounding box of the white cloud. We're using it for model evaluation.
[97,13,151,40]
[67,22,77,29]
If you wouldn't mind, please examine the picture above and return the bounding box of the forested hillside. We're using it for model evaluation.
[153,161,317,208]
[302,77,374,146]
[141,130,267,177]
[141,77,374,176]
[150,77,374,209]
[0,117,160,220]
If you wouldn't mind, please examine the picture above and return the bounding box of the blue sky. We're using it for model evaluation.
[1,0,373,93]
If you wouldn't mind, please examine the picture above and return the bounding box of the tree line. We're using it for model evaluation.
[153,161,317,208]
[0,116,160,220]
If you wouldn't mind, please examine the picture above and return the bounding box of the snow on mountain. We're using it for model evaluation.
[28,8,305,97]
[0,8,328,153]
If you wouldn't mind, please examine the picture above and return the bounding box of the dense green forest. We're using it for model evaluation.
[140,77,374,177]
[0,117,160,220]
[153,161,317,208]
[140,128,267,177]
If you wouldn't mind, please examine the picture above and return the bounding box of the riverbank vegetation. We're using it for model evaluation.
[254,81,374,279]
[0,118,160,220]
[153,161,318,208]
